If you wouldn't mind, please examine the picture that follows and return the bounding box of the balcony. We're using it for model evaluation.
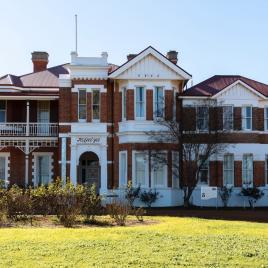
[0,123,58,137]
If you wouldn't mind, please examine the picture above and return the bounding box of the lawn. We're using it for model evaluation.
[0,217,268,267]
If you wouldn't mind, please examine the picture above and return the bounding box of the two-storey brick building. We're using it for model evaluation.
[1,46,268,207]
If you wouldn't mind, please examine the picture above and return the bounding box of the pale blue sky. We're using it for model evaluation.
[1,0,268,85]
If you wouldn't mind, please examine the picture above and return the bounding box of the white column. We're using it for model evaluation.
[100,145,108,194]
[25,101,30,187]
[26,101,30,136]
[61,137,67,184]
[70,144,77,186]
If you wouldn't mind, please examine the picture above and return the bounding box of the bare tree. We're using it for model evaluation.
[147,99,231,207]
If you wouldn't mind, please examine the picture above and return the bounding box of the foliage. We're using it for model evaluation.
[219,186,233,207]
[140,189,159,207]
[107,199,131,226]
[125,181,141,208]
[240,185,264,209]
[134,207,145,222]
[81,184,102,222]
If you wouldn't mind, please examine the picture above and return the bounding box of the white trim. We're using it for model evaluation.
[109,46,191,80]
[72,84,106,93]
[119,151,128,187]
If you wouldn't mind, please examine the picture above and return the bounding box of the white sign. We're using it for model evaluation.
[77,137,101,144]
[201,187,217,200]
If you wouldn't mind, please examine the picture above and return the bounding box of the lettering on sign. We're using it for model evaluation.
[77,137,101,144]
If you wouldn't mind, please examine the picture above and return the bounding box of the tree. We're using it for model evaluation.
[147,99,231,207]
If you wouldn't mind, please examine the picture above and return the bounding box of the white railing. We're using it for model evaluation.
[0,123,58,136]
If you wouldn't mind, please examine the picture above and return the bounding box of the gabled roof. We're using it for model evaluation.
[183,75,268,97]
[0,64,69,88]
[108,46,192,80]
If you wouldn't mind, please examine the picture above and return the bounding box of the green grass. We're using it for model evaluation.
[1,217,268,267]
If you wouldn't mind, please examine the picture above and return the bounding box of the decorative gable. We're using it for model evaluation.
[115,54,184,80]
[214,81,266,101]
[109,46,191,80]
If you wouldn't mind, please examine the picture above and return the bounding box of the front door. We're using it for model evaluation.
[78,152,100,192]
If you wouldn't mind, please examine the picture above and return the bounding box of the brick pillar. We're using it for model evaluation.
[165,90,173,120]
[254,161,265,186]
[234,107,241,130]
[100,92,107,122]
[234,161,242,186]
[71,92,78,122]
[126,89,134,120]
[86,92,92,122]
[146,89,153,120]
[59,88,71,122]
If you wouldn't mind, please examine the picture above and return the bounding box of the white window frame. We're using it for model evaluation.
[242,105,252,131]
[264,106,268,131]
[92,89,100,122]
[78,89,87,122]
[132,151,149,188]
[33,152,53,187]
[153,86,164,118]
[134,86,146,120]
[0,100,7,123]
[222,105,233,131]
[198,156,209,185]
[0,153,9,187]
[196,106,209,132]
[150,152,168,188]
[119,151,128,188]
[223,154,234,186]
[242,154,253,186]
[172,151,180,189]
[122,87,127,121]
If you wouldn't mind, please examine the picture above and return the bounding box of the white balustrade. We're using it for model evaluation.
[0,123,58,136]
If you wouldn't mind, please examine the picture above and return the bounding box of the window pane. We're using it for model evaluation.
[242,154,253,184]
[0,101,6,110]
[246,107,251,117]
[197,107,208,131]
[92,90,100,104]
[120,153,127,186]
[136,87,144,118]
[0,111,6,122]
[152,153,166,187]
[38,155,50,185]
[122,88,126,119]
[79,90,86,105]
[93,105,100,120]
[135,153,146,186]
[223,106,233,130]
[0,157,5,181]
[79,105,86,120]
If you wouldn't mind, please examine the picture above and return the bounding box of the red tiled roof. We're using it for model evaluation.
[0,64,69,88]
[184,75,268,97]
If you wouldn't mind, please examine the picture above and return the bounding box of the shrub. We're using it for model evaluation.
[107,199,131,226]
[134,207,145,222]
[125,181,140,208]
[140,189,159,208]
[5,185,33,222]
[240,185,264,209]
[0,187,7,226]
[81,184,102,222]
[52,182,84,227]
[219,186,233,207]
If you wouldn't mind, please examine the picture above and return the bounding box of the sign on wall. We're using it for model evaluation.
[76,137,101,144]
[201,187,217,200]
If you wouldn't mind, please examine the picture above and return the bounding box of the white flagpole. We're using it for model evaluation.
[75,14,78,53]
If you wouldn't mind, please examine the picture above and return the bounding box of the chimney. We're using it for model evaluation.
[166,50,178,64]
[31,51,49,72]
[127,54,137,61]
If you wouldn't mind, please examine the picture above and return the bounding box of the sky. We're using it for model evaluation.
[0,0,268,85]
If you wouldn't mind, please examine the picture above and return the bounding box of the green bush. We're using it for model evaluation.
[125,181,141,208]
[81,184,102,223]
[140,189,159,208]
[240,186,264,209]
[219,186,233,207]
[107,199,131,226]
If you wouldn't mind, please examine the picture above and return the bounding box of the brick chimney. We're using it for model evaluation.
[127,54,137,61]
[31,51,49,72]
[166,50,178,64]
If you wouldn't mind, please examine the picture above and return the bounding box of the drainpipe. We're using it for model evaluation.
[25,101,30,187]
